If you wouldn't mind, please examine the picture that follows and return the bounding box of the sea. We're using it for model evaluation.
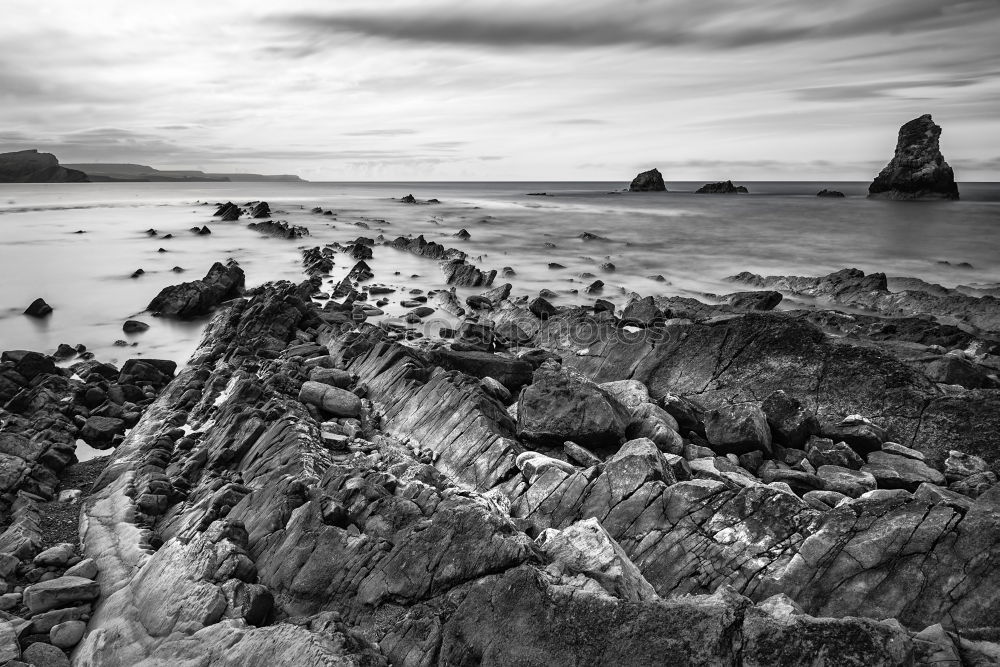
[1,180,998,371]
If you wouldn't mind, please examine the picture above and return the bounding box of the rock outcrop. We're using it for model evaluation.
[0,150,89,183]
[628,169,666,192]
[147,261,245,319]
[868,114,959,200]
[696,180,748,194]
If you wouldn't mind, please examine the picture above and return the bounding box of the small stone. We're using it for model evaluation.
[50,619,86,649]
[23,642,70,667]
[64,558,97,580]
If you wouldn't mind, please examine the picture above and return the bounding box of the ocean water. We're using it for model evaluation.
[1,180,998,369]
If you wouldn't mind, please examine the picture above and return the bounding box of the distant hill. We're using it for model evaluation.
[0,149,89,183]
[64,163,306,183]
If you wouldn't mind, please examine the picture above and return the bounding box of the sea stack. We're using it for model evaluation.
[868,114,959,200]
[629,168,666,192]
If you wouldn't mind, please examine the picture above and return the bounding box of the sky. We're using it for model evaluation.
[1,0,998,181]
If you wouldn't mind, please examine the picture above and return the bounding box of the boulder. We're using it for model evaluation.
[924,355,994,389]
[868,114,959,200]
[862,451,946,491]
[297,381,362,417]
[762,390,817,448]
[628,168,666,192]
[64,558,98,580]
[516,451,578,483]
[517,366,629,452]
[24,297,53,318]
[80,415,125,447]
[705,403,772,455]
[621,296,665,328]
[50,619,87,649]
[23,575,101,614]
[308,367,352,389]
[122,320,149,334]
[944,450,990,482]
[725,291,783,312]
[537,517,659,601]
[23,642,70,667]
[816,189,845,197]
[146,261,245,319]
[33,542,75,567]
[426,349,533,393]
[816,465,877,498]
[529,297,556,320]
[696,180,748,194]
[805,437,863,470]
[564,441,602,467]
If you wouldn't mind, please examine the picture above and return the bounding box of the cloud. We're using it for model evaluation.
[273,0,1000,51]
[794,78,982,102]
[343,129,419,137]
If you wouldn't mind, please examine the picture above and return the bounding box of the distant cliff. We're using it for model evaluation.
[0,149,89,183]
[65,163,306,183]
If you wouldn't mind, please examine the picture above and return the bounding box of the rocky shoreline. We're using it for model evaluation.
[0,197,999,665]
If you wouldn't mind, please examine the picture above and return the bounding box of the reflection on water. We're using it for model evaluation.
[0,181,998,370]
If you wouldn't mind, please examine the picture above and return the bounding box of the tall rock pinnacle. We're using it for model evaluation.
[868,114,959,200]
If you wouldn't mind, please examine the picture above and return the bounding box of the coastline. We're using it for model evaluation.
[0,189,998,662]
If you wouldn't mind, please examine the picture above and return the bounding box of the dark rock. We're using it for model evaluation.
[696,180,748,194]
[868,114,959,200]
[400,194,417,203]
[816,189,845,197]
[704,403,772,455]
[628,168,666,192]
[122,320,149,334]
[428,350,533,394]
[0,149,88,183]
[454,229,471,240]
[440,259,496,287]
[621,296,665,328]
[584,280,604,294]
[805,437,863,470]
[725,290,782,311]
[24,298,53,318]
[762,390,817,448]
[517,365,629,451]
[80,415,126,446]
[862,451,946,491]
[147,261,245,319]
[924,355,995,389]
[248,220,309,239]
[250,201,271,218]
[529,297,556,320]
[347,261,373,282]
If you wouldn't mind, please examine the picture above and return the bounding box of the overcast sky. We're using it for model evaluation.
[2,0,998,181]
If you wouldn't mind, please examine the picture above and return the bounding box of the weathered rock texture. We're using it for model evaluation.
[868,114,959,200]
[147,261,245,319]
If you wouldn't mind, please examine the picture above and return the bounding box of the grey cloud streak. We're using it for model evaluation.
[274,0,1000,51]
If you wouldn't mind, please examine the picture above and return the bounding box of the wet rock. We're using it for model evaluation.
[862,451,946,491]
[924,355,995,388]
[537,517,659,601]
[816,465,877,498]
[868,114,959,200]
[518,365,629,451]
[248,220,309,239]
[298,381,362,418]
[805,437,863,470]
[944,450,990,482]
[762,390,817,448]
[24,298,53,318]
[250,201,271,219]
[817,189,845,197]
[705,403,772,455]
[621,296,665,328]
[23,575,101,614]
[724,290,782,311]
[147,261,245,319]
[80,415,126,447]
[696,180,748,194]
[628,168,666,192]
[819,415,886,454]
[564,441,602,467]
[440,258,496,287]
[529,296,556,320]
[428,349,533,393]
[122,320,149,333]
